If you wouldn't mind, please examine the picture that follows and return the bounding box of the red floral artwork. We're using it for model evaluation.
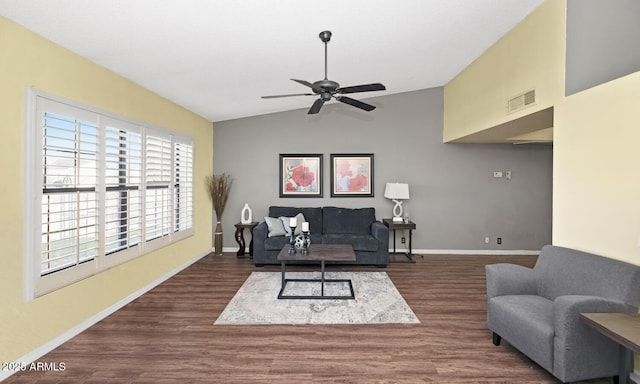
[348,174,368,192]
[291,165,315,187]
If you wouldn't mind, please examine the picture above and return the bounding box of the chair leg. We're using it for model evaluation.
[492,332,501,346]
[612,375,619,384]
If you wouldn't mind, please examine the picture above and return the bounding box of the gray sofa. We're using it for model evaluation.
[253,206,389,267]
[485,245,640,383]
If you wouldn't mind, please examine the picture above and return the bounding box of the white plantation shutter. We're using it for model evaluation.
[26,91,195,299]
[174,140,193,233]
[145,133,172,241]
[41,106,99,275]
[104,119,142,254]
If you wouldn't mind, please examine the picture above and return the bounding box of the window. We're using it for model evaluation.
[24,90,194,299]
[41,111,99,275]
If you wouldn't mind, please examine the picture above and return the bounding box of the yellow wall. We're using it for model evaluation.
[443,0,565,142]
[445,0,640,266]
[553,70,640,266]
[0,17,213,364]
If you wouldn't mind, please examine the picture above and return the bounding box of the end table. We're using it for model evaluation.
[580,313,640,384]
[383,218,416,263]
[234,222,258,258]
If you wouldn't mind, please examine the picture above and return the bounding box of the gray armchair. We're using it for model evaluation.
[485,245,640,383]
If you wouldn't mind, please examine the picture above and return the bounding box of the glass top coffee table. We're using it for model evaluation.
[277,244,356,300]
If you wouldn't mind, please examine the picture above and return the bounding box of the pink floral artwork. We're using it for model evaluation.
[331,154,373,197]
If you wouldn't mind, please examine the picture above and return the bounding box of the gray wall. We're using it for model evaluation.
[213,88,552,252]
[566,0,640,95]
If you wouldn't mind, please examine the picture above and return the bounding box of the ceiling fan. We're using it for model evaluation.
[262,30,386,114]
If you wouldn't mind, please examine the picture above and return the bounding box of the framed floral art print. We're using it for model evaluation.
[279,154,323,198]
[330,153,374,197]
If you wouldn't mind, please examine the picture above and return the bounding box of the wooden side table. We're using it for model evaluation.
[580,313,640,384]
[383,218,416,263]
[234,222,258,258]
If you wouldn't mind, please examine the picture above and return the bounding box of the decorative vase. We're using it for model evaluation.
[240,203,252,224]
[214,221,223,255]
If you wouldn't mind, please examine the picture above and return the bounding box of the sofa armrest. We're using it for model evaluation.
[252,222,268,263]
[553,295,630,340]
[371,221,389,241]
[551,295,631,381]
[371,221,389,266]
[485,263,538,299]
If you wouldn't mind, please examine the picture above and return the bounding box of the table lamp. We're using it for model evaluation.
[384,182,410,222]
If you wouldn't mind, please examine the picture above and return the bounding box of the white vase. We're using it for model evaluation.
[240,203,252,224]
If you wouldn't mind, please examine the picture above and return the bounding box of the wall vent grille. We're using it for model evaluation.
[507,89,536,114]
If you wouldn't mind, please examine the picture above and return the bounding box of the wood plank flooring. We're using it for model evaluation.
[5,253,615,383]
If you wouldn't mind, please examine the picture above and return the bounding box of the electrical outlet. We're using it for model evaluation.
[497,237,502,245]
[401,237,406,244]
[493,171,503,178]
[484,237,490,244]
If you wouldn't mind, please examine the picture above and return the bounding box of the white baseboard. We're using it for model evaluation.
[1,249,211,382]
[631,371,639,384]
[222,247,540,256]
[409,249,540,255]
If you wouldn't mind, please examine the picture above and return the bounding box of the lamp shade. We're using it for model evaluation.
[384,182,410,200]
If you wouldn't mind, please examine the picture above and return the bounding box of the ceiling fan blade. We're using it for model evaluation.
[291,79,322,93]
[308,98,325,114]
[337,83,386,94]
[261,93,314,99]
[336,96,376,112]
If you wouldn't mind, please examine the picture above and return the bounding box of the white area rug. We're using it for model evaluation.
[214,271,420,325]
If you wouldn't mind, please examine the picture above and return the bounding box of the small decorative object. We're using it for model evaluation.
[240,203,252,224]
[294,234,306,250]
[384,182,410,222]
[288,217,297,254]
[206,173,232,256]
[330,153,374,197]
[296,222,311,255]
[279,154,323,198]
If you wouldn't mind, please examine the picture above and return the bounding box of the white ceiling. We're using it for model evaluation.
[0,0,544,122]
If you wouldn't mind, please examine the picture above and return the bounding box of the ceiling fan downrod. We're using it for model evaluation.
[319,30,332,80]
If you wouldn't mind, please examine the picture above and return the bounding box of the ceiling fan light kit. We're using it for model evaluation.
[262,30,386,115]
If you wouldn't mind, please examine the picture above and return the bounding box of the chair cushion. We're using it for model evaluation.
[487,295,554,372]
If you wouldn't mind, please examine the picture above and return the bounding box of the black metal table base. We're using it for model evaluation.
[278,260,355,300]
[389,252,416,263]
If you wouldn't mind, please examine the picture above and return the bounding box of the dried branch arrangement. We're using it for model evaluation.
[206,173,232,219]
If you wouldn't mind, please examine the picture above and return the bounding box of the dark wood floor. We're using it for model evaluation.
[5,253,616,383]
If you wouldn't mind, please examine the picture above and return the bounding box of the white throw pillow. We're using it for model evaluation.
[264,216,287,238]
[279,213,306,237]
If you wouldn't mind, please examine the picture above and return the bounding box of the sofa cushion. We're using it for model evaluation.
[264,235,290,251]
[279,213,306,237]
[322,207,375,235]
[264,216,287,238]
[488,295,554,372]
[269,206,322,234]
[535,245,640,303]
[322,234,379,252]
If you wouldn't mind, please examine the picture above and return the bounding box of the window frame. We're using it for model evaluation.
[23,89,194,301]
